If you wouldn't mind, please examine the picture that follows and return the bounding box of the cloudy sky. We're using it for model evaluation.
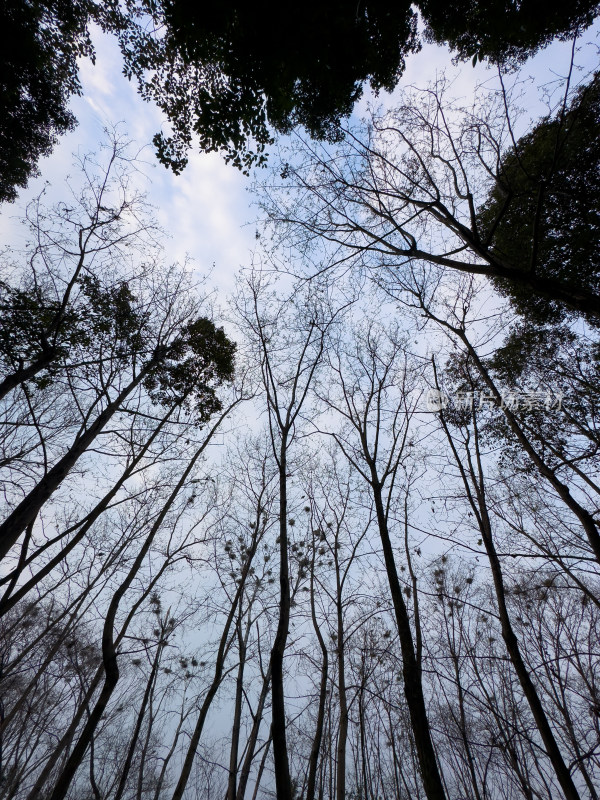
[1,19,598,301]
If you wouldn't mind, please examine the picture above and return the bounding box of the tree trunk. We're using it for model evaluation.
[370,480,447,800]
[48,429,215,800]
[334,567,348,800]
[113,640,163,800]
[235,665,271,800]
[457,328,600,565]
[226,618,248,800]
[269,436,293,800]
[439,404,582,800]
[305,540,328,800]
[0,404,172,616]
[170,529,260,800]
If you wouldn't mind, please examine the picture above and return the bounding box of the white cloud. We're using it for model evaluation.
[0,24,255,305]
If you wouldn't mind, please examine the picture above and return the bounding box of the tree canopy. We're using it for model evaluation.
[0,0,122,204]
[118,0,420,173]
[420,0,600,62]
[478,73,600,324]
[1,0,599,203]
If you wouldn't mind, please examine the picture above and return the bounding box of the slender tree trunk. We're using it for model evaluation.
[250,738,272,800]
[438,404,582,800]
[170,528,260,800]
[370,480,447,800]
[450,648,484,800]
[86,702,102,800]
[226,618,248,800]
[235,665,271,800]
[358,679,370,800]
[0,522,35,610]
[305,541,328,800]
[152,697,191,800]
[335,569,348,800]
[477,504,582,800]
[269,436,293,800]
[48,426,217,800]
[47,575,145,800]
[0,405,173,616]
[454,327,600,565]
[26,574,162,800]
[25,659,104,800]
[113,641,163,800]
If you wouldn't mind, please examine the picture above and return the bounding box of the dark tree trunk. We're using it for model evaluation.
[113,641,163,800]
[48,430,215,800]
[438,405,582,800]
[235,666,271,800]
[0,352,56,403]
[371,480,447,800]
[269,436,293,800]
[334,563,348,800]
[456,329,600,565]
[226,619,248,800]
[170,529,260,800]
[0,407,170,616]
[306,538,328,800]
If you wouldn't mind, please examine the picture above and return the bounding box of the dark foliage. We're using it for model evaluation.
[420,0,599,62]
[144,317,237,422]
[1,1,598,201]
[0,274,145,389]
[119,0,420,174]
[0,1,122,203]
[478,73,600,325]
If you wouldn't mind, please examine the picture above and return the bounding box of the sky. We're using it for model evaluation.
[0,18,598,303]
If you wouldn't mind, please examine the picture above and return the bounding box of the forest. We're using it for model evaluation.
[1,3,600,799]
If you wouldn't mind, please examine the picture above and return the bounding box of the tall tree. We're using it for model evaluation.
[315,320,448,800]
[233,270,341,800]
[432,357,583,800]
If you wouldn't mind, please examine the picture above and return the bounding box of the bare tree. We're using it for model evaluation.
[431,356,583,800]
[232,270,344,800]
[312,319,448,800]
